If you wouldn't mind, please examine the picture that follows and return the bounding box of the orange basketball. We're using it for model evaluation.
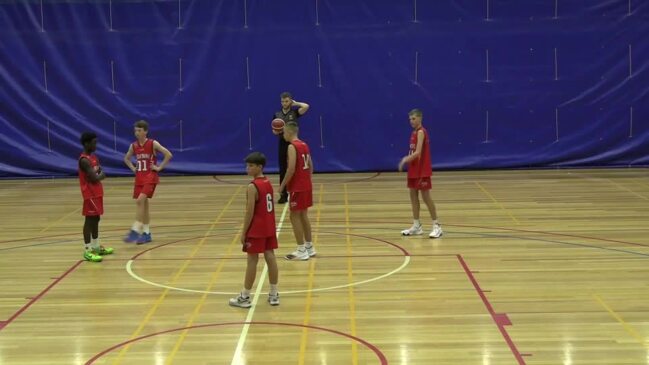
[271,118,285,131]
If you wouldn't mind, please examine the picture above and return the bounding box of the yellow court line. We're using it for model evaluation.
[474,181,521,224]
[605,179,649,201]
[111,185,243,365]
[40,186,119,233]
[39,206,81,233]
[634,179,649,190]
[164,225,243,365]
[343,183,359,365]
[593,294,648,348]
[298,183,324,365]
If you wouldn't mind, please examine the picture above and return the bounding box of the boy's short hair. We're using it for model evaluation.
[408,109,423,117]
[284,121,299,133]
[134,120,149,131]
[80,132,97,146]
[245,152,266,167]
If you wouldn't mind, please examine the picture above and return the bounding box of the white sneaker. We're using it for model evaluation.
[306,245,317,257]
[429,224,443,239]
[268,293,280,306]
[285,249,309,261]
[229,294,252,308]
[401,224,423,236]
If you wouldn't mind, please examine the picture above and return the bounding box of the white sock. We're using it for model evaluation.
[270,284,278,296]
[143,224,150,234]
[84,242,92,251]
[305,242,313,249]
[241,289,251,298]
[132,221,143,233]
[297,244,306,252]
[413,219,421,226]
[91,237,100,250]
[433,220,439,226]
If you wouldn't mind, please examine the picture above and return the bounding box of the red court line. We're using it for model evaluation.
[85,321,388,364]
[0,260,84,332]
[457,254,528,365]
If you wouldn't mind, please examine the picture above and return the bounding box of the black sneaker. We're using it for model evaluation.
[277,194,288,204]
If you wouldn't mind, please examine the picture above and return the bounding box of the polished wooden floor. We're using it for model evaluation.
[0,169,648,365]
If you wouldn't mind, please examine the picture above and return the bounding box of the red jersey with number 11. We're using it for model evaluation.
[133,139,159,185]
[287,139,312,192]
[247,177,276,238]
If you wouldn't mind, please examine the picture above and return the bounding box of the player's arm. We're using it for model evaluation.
[241,183,257,245]
[307,153,314,175]
[79,158,105,182]
[124,144,136,173]
[152,141,173,172]
[292,100,310,115]
[398,130,425,172]
[279,144,297,193]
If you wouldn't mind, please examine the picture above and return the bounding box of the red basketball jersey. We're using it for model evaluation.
[132,139,159,185]
[407,127,432,178]
[287,139,312,192]
[78,153,104,199]
[247,177,277,238]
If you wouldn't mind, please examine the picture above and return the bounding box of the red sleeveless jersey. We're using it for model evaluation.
[78,153,104,199]
[407,127,432,178]
[132,139,159,185]
[287,139,312,192]
[247,177,277,238]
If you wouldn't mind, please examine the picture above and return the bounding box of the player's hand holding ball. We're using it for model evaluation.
[271,118,285,135]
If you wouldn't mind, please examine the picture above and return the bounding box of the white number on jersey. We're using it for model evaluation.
[266,193,273,212]
[301,154,310,170]
[136,160,148,172]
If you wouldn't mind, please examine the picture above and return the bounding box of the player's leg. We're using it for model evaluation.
[286,208,309,261]
[229,253,259,308]
[91,215,114,255]
[401,187,423,236]
[124,187,146,242]
[301,210,316,257]
[83,214,101,262]
[264,246,280,305]
[421,188,443,238]
[141,195,152,243]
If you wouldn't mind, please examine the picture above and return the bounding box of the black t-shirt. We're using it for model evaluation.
[273,108,301,126]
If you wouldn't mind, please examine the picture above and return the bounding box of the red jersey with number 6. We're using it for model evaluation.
[247,177,276,238]
[133,139,159,185]
[287,139,312,192]
[407,127,432,178]
[78,153,104,199]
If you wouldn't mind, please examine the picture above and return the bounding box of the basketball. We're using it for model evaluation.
[271,118,285,131]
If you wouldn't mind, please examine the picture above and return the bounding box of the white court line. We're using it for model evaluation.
[230,202,289,365]
[126,241,411,294]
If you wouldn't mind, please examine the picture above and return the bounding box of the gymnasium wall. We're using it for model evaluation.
[1,0,648,177]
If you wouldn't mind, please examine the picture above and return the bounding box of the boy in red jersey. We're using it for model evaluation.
[78,132,114,262]
[279,122,315,261]
[398,109,443,238]
[229,152,280,308]
[123,120,173,244]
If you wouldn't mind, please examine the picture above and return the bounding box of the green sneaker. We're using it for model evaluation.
[95,246,114,255]
[84,250,103,262]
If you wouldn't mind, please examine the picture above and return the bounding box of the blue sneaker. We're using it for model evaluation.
[123,230,141,243]
[138,232,152,244]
